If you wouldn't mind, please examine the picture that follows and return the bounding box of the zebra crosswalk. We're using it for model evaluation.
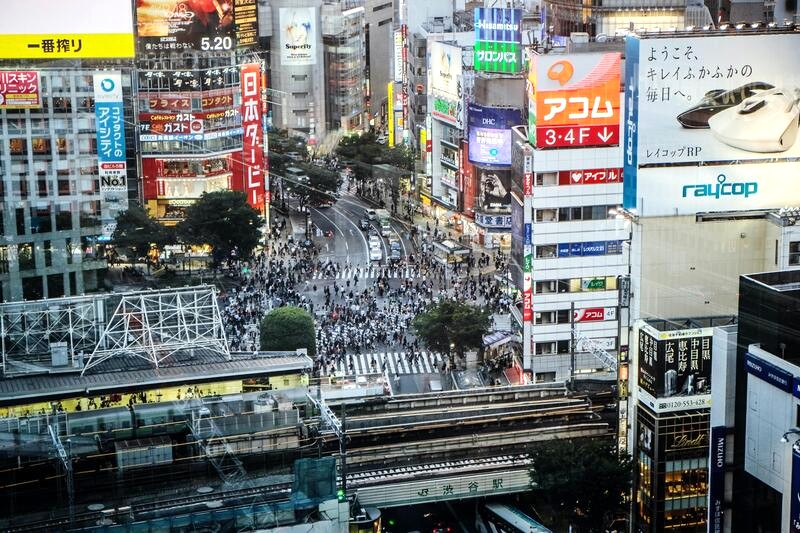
[310,266,420,281]
[320,351,445,376]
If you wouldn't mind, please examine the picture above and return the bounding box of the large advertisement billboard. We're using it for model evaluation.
[477,168,511,210]
[624,33,800,213]
[0,0,134,59]
[237,63,264,210]
[136,0,240,52]
[473,8,522,74]
[0,71,41,109]
[467,104,522,167]
[637,322,713,411]
[429,41,462,100]
[529,52,621,149]
[94,73,128,194]
[279,7,317,66]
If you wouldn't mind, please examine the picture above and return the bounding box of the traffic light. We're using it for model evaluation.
[336,488,345,502]
[242,266,249,275]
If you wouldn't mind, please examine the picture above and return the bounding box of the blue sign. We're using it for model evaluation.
[556,240,623,258]
[794,376,800,400]
[524,223,532,246]
[474,8,522,43]
[792,448,800,532]
[744,352,793,393]
[468,104,522,130]
[474,212,512,230]
[95,101,126,164]
[623,36,640,210]
[708,426,726,533]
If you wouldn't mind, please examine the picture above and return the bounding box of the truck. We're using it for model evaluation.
[375,209,392,237]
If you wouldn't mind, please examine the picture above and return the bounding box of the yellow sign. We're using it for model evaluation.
[419,128,427,161]
[0,34,135,59]
[387,82,395,147]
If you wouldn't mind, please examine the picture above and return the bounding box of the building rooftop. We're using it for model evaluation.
[0,350,312,406]
[644,316,737,332]
[743,270,800,296]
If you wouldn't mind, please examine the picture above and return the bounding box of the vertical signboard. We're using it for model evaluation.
[94,72,127,193]
[234,0,259,48]
[792,447,800,532]
[387,82,395,147]
[0,71,41,109]
[708,426,726,533]
[239,63,264,210]
[393,29,404,83]
[473,8,522,74]
[279,7,317,66]
[531,52,621,149]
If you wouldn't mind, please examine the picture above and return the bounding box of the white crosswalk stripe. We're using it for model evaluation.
[320,351,443,377]
[309,266,420,281]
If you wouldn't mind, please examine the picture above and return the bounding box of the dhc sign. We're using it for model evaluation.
[682,174,758,200]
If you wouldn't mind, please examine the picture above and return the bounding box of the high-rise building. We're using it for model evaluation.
[0,0,137,301]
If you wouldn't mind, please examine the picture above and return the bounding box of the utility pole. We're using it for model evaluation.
[340,404,347,503]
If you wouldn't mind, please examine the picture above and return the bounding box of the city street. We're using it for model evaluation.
[220,169,515,382]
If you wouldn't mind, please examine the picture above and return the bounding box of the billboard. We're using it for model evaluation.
[708,426,726,532]
[279,7,317,66]
[474,41,520,74]
[477,168,511,210]
[637,322,713,400]
[467,104,522,167]
[630,161,800,217]
[558,167,622,186]
[0,71,41,109]
[529,52,621,149]
[393,29,404,84]
[0,0,134,59]
[429,41,462,100]
[624,33,800,212]
[474,8,522,43]
[574,307,617,322]
[93,73,128,193]
[234,0,258,48]
[237,63,264,210]
[136,0,240,52]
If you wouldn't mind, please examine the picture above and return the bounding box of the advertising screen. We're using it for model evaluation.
[467,104,522,166]
[0,71,41,109]
[476,168,511,209]
[94,73,128,194]
[0,0,134,59]
[234,0,258,48]
[624,33,800,212]
[474,41,520,74]
[474,8,522,43]
[279,7,317,66]
[637,322,713,400]
[136,0,239,52]
[530,52,621,149]
[429,41,462,100]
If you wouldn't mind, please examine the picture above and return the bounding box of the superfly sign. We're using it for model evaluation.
[529,52,621,149]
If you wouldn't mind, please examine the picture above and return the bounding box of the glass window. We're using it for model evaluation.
[536,245,557,258]
[30,205,52,234]
[535,209,557,222]
[790,241,800,265]
[18,243,36,271]
[536,172,558,186]
[56,204,72,231]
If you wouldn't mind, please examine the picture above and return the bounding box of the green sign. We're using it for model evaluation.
[432,97,457,123]
[524,253,532,272]
[582,278,606,291]
[474,41,520,73]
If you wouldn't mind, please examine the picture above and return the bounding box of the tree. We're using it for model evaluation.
[529,439,632,532]
[412,299,491,359]
[177,190,263,265]
[295,163,341,206]
[260,306,316,356]
[112,204,172,263]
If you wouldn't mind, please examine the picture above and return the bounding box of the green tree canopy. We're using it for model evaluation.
[411,299,491,357]
[177,190,263,264]
[260,306,317,357]
[294,163,341,206]
[530,439,632,532]
[336,132,414,171]
[112,204,173,260]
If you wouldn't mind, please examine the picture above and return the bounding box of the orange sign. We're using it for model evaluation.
[530,53,621,148]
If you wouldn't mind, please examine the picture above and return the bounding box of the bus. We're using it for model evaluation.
[480,503,551,533]
[375,208,392,237]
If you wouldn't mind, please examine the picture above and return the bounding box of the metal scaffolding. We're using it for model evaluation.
[81,286,229,375]
[0,285,228,377]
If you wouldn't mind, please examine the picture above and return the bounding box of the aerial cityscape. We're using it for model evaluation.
[0,0,797,531]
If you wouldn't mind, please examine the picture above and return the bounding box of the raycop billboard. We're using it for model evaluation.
[528,52,621,149]
[636,321,713,413]
[468,104,522,167]
[624,33,800,215]
[0,0,134,59]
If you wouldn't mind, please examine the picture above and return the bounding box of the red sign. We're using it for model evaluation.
[460,140,476,217]
[574,307,617,322]
[523,173,533,196]
[237,63,264,211]
[201,90,235,110]
[146,95,192,111]
[558,167,622,185]
[140,112,205,135]
[0,71,41,109]
[532,53,621,149]
[523,290,532,322]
